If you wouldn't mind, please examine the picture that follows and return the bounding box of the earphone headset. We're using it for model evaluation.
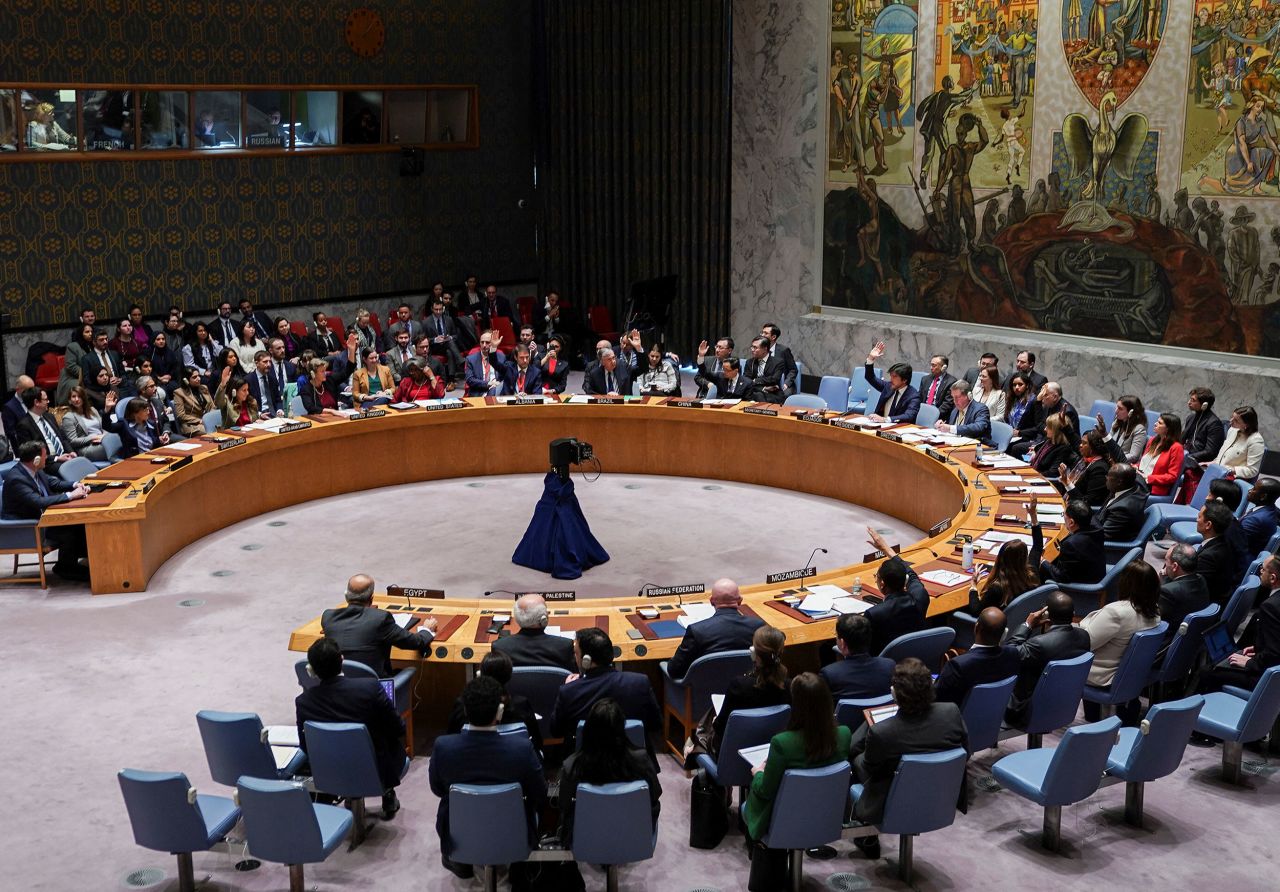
[580,653,593,670]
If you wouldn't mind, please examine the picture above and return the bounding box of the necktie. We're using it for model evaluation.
[517,371,525,392]
[99,350,114,376]
[888,391,899,417]
[606,371,615,393]
[34,470,48,497]
[276,362,286,391]
[928,378,940,404]
[259,374,270,408]
[223,320,234,343]
[39,416,62,456]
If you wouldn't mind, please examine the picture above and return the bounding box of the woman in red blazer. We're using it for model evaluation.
[1139,413,1185,497]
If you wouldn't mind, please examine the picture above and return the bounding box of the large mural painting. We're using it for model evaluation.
[823,1,1280,360]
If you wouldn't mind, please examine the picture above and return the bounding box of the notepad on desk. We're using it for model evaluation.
[162,441,202,451]
[831,596,874,615]
[920,569,971,587]
[678,603,716,627]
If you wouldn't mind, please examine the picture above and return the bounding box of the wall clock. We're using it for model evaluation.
[345,8,386,59]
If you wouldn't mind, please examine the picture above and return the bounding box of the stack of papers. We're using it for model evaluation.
[980,454,1028,468]
[390,401,417,410]
[797,584,854,616]
[414,398,464,407]
[845,417,891,428]
[701,398,742,406]
[677,603,716,628]
[831,596,874,615]
[161,441,202,451]
[392,614,415,629]
[543,626,578,640]
[244,417,295,431]
[989,474,1046,483]
[920,569,971,587]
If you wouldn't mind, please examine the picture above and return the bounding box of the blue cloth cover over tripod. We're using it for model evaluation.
[512,472,610,579]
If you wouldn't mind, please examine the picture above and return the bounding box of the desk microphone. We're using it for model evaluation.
[637,581,685,608]
[799,547,828,592]
[484,589,521,600]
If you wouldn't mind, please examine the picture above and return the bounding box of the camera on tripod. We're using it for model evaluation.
[550,437,594,481]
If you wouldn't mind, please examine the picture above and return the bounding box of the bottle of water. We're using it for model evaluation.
[975,442,985,462]
[962,542,974,571]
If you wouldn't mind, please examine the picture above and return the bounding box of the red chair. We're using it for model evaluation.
[516,296,537,326]
[33,353,63,391]
[368,313,383,337]
[491,316,518,352]
[289,320,309,341]
[588,305,620,345]
[328,316,346,343]
[387,310,399,329]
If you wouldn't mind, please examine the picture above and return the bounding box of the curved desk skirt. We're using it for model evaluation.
[39,399,1061,661]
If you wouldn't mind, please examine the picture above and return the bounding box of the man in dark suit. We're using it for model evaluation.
[821,613,895,701]
[1014,350,1047,396]
[424,298,466,383]
[581,347,631,397]
[1241,478,1280,555]
[386,303,421,347]
[1199,555,1280,694]
[918,354,957,421]
[934,607,1020,704]
[693,349,752,399]
[266,338,297,398]
[962,353,1000,389]
[464,330,510,397]
[209,301,240,349]
[665,578,763,680]
[480,284,517,331]
[500,345,543,396]
[246,350,284,416]
[82,330,126,394]
[1158,544,1212,641]
[849,659,968,857]
[694,337,734,398]
[493,594,577,672]
[1,374,34,446]
[14,388,78,465]
[550,628,661,740]
[863,341,920,423]
[760,323,799,396]
[429,675,545,880]
[237,299,273,344]
[1095,463,1149,542]
[865,555,928,655]
[741,337,786,403]
[1196,501,1244,604]
[1181,386,1225,469]
[1010,381,1079,458]
[320,574,438,676]
[1004,591,1091,726]
[295,637,407,819]
[1032,498,1106,585]
[1,441,90,580]
[935,380,992,445]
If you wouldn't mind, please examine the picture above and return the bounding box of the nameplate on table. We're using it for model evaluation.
[141,478,156,495]
[792,411,829,425]
[420,400,469,412]
[205,436,246,451]
[279,420,312,433]
[962,492,971,511]
[829,417,864,431]
[386,585,445,600]
[861,543,902,562]
[666,399,702,409]
[530,590,577,602]
[644,583,706,598]
[957,469,969,485]
[743,405,778,417]
[924,447,947,463]
[876,430,903,442]
[586,397,625,404]
[353,409,388,420]
[766,567,817,585]
[504,398,547,406]
[163,455,193,473]
[928,518,951,536]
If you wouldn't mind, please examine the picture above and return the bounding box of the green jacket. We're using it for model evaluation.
[743,725,852,840]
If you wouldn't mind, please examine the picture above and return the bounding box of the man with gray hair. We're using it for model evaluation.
[583,345,632,396]
[320,573,438,676]
[492,593,577,672]
[1159,543,1211,641]
[665,577,764,680]
[934,379,992,444]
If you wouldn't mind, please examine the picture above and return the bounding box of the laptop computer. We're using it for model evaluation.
[1203,623,1236,665]
[379,679,396,704]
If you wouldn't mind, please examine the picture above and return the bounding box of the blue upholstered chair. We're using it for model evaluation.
[0,488,51,588]
[1082,622,1168,715]
[1149,463,1232,531]
[1057,546,1142,614]
[1104,506,1161,564]
[576,718,645,751]
[783,393,826,410]
[448,782,532,891]
[989,420,1014,452]
[57,456,97,483]
[1106,695,1205,826]
[201,409,222,433]
[196,710,306,787]
[836,694,894,733]
[1194,666,1280,784]
[878,627,955,673]
[992,716,1122,851]
[661,649,753,758]
[235,776,352,892]
[288,394,306,417]
[118,769,241,892]
[695,704,790,798]
[847,373,875,414]
[752,762,850,891]
[99,431,123,464]
[303,721,408,846]
[817,375,850,413]
[1089,400,1116,431]
[914,402,940,428]
[508,666,570,741]
[950,583,1056,649]
[847,747,969,882]
[571,781,658,889]
[1013,652,1095,749]
[1221,577,1262,642]
[333,658,419,755]
[1149,604,1220,699]
[962,676,1018,752]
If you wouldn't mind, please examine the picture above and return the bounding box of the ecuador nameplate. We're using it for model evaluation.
[792,411,829,425]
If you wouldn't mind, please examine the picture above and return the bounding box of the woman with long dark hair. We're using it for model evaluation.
[172,366,215,436]
[708,626,791,757]
[557,698,660,844]
[57,322,96,406]
[1003,372,1034,429]
[1098,394,1147,464]
[145,330,179,390]
[183,322,221,385]
[968,539,1039,611]
[1139,413,1185,497]
[1060,428,1113,507]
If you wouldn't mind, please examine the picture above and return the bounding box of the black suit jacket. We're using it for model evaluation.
[850,702,968,822]
[480,295,517,330]
[320,604,434,676]
[14,413,73,457]
[550,667,661,738]
[864,365,921,422]
[1096,487,1149,542]
[82,347,127,383]
[694,366,753,399]
[866,592,927,656]
[1,395,24,446]
[492,627,577,672]
[540,354,571,393]
[1245,590,1280,674]
[741,355,786,403]
[1004,621,1092,724]
[1182,409,1225,465]
[247,370,283,416]
[582,362,633,396]
[1018,398,1080,445]
[1158,574,1212,640]
[1034,523,1106,585]
[1065,459,1110,507]
[1,462,75,519]
[1197,535,1242,605]
[209,317,241,348]
[933,644,1021,705]
[820,653,895,701]
[665,607,763,679]
[428,729,546,856]
[1024,370,1048,396]
[295,676,405,789]
[770,344,799,395]
[308,327,342,356]
[918,371,957,419]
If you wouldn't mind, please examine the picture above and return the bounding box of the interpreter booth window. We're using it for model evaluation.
[427,89,470,144]
[193,91,241,149]
[293,91,337,147]
[387,90,427,145]
[245,90,289,149]
[0,90,16,152]
[341,91,383,145]
[139,91,188,149]
[81,90,134,152]
[22,88,78,151]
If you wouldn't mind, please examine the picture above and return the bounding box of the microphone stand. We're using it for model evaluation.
[798,547,828,592]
